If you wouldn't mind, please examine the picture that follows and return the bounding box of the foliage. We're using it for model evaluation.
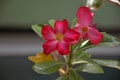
[28,1,120,80]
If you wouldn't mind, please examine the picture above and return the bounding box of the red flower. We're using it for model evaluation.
[73,6,103,45]
[42,19,80,55]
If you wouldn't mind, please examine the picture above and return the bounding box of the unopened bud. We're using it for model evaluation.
[86,0,104,10]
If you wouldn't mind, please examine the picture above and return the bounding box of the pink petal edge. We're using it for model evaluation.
[43,40,57,55]
[64,29,80,44]
[88,27,103,45]
[57,41,70,55]
[54,19,68,34]
[76,6,92,26]
[42,25,55,40]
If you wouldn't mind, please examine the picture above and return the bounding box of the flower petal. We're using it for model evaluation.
[57,41,70,55]
[73,23,83,33]
[42,25,55,40]
[91,23,97,28]
[54,19,68,33]
[43,40,57,55]
[64,29,80,44]
[73,24,87,39]
[76,6,92,26]
[88,27,103,45]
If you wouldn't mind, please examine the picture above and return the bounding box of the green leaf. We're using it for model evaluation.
[72,50,91,65]
[101,32,120,46]
[33,61,65,75]
[69,69,83,80]
[71,18,78,28]
[80,40,89,48]
[48,19,56,27]
[72,60,88,65]
[92,59,120,70]
[32,24,43,38]
[76,62,104,74]
[73,50,91,60]
[71,40,89,51]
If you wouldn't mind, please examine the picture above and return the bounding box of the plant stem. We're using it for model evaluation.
[66,53,72,80]
[52,52,65,76]
[107,0,120,7]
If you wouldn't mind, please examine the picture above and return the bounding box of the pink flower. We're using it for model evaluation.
[73,6,103,45]
[42,19,80,55]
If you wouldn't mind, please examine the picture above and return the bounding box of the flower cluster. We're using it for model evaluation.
[28,6,120,80]
[42,6,103,55]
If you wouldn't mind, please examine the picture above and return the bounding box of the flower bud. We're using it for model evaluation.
[86,0,104,10]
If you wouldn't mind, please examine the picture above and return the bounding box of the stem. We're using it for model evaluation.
[63,55,68,63]
[52,51,65,76]
[66,53,72,80]
[107,0,120,7]
[68,53,72,69]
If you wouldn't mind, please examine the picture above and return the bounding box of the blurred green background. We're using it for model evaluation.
[0,0,120,30]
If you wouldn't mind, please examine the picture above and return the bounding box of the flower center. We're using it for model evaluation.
[82,26,88,32]
[56,33,64,41]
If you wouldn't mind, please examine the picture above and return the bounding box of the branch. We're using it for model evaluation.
[107,0,120,7]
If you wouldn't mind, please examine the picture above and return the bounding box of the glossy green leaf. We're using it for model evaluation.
[101,32,120,46]
[32,24,43,38]
[92,59,120,70]
[71,40,83,51]
[48,19,56,27]
[72,50,91,65]
[73,50,91,60]
[71,40,89,52]
[71,18,78,28]
[72,60,88,65]
[33,61,65,75]
[69,69,83,80]
[80,40,89,48]
[76,62,104,74]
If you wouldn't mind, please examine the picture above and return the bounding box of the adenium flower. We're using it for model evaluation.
[73,6,103,45]
[42,19,80,55]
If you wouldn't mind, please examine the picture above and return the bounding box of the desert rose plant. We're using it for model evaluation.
[28,1,120,80]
